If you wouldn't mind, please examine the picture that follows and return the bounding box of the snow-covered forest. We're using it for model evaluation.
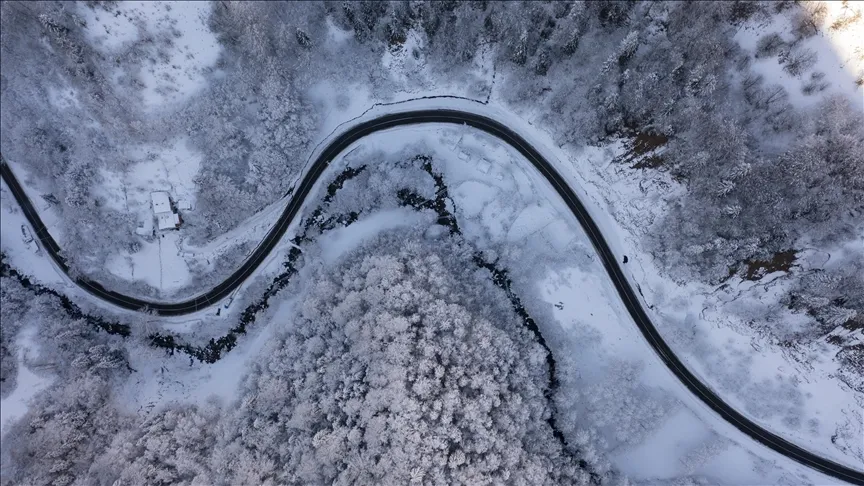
[0,231,615,485]
[1,0,862,484]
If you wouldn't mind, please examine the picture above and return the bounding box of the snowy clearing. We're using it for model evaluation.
[1,181,69,289]
[0,327,54,437]
[734,2,863,109]
[77,1,221,112]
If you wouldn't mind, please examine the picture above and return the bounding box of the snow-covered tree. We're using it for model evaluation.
[214,232,605,485]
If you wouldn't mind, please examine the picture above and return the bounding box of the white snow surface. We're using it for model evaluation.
[77,1,221,112]
[1,181,69,289]
[0,327,54,437]
[734,2,863,110]
[319,208,426,264]
[105,231,189,292]
[121,297,291,416]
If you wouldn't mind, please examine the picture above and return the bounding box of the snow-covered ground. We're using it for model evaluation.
[545,119,863,470]
[1,181,69,289]
[734,1,863,110]
[92,138,199,291]
[77,1,221,112]
[105,232,190,292]
[120,298,289,417]
[2,3,860,482]
[105,120,847,484]
[0,327,54,436]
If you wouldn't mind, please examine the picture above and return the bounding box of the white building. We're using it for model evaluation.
[151,191,180,230]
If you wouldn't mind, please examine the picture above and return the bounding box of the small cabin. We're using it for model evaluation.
[151,191,180,230]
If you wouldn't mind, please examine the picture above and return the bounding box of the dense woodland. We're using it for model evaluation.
[0,232,616,485]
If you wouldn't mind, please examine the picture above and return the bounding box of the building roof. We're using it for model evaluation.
[151,191,172,215]
[156,212,180,230]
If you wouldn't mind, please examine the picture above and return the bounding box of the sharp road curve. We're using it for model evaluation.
[2,109,862,484]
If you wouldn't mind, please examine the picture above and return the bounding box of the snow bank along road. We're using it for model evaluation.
[2,111,862,484]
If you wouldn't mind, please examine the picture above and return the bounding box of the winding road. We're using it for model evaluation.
[2,109,862,484]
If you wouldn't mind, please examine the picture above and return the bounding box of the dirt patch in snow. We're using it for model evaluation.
[742,250,797,280]
[630,131,670,156]
[615,130,670,170]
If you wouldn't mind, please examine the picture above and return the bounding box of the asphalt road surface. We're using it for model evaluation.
[2,110,862,484]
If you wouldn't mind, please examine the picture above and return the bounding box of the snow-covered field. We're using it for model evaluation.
[0,327,54,436]
[76,1,221,112]
[734,1,863,109]
[1,181,68,289]
[92,141,197,292]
